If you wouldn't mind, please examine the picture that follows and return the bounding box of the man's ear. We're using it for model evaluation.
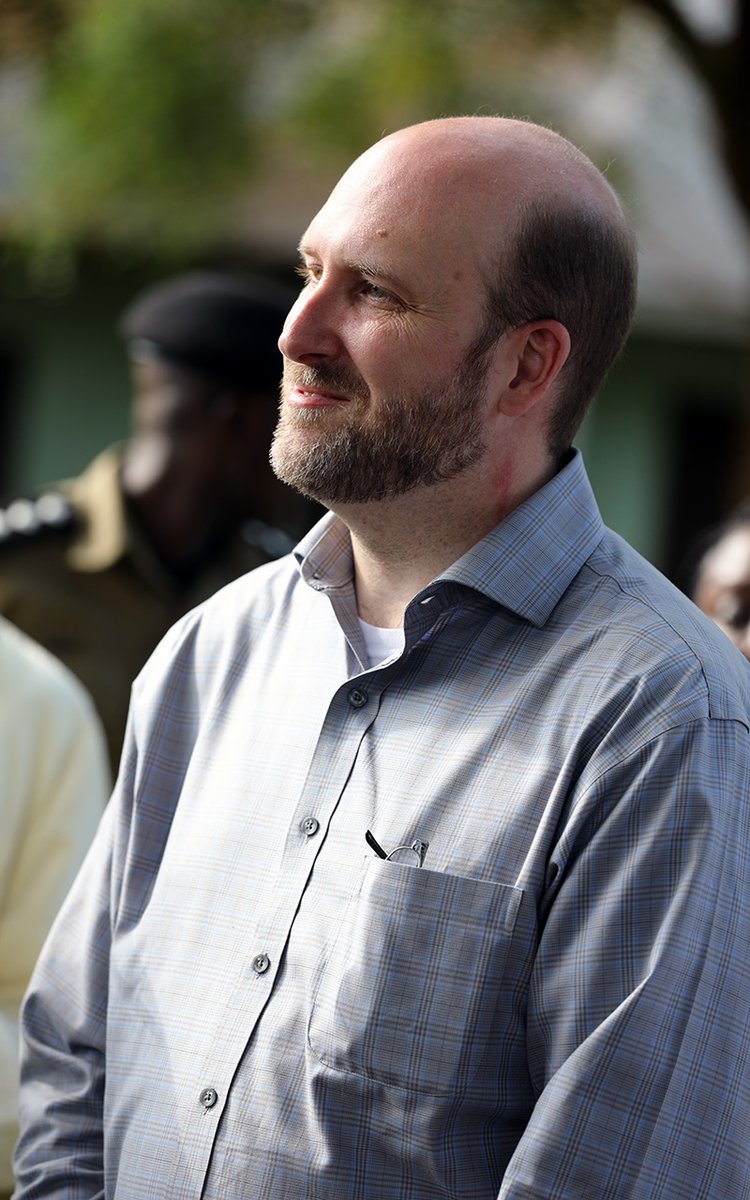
[498,320,571,417]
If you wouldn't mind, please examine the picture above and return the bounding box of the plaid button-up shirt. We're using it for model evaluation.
[15,451,750,1199]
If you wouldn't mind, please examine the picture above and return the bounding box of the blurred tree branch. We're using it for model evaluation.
[634,0,750,215]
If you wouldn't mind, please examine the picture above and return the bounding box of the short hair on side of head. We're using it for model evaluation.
[481,199,638,458]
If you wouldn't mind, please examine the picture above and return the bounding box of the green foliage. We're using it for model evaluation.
[22,0,256,252]
[281,0,479,159]
[4,0,746,269]
[8,0,622,264]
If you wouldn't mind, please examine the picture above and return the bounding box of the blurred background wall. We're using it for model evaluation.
[0,0,747,578]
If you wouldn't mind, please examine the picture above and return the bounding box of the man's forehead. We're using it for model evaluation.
[299,151,505,284]
[298,211,481,314]
[302,117,626,268]
[322,132,504,219]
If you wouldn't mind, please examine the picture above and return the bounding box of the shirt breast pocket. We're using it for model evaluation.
[307,857,525,1097]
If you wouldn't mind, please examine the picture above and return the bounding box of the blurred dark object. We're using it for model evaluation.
[661,397,743,583]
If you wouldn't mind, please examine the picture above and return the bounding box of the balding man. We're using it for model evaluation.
[14,118,750,1200]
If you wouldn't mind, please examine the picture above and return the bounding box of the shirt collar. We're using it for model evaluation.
[293,450,604,628]
[441,449,605,626]
[294,511,354,592]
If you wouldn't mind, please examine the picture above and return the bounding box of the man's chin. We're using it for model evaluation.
[270,435,329,500]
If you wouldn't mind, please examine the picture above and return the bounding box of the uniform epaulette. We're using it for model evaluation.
[0,491,77,549]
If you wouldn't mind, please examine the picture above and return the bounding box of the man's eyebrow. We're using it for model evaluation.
[297,245,412,293]
[354,259,411,293]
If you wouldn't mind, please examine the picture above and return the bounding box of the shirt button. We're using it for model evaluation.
[252,952,271,975]
[347,687,368,708]
[199,1087,218,1109]
[301,816,320,837]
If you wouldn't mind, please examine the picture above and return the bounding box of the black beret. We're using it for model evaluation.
[118,271,292,393]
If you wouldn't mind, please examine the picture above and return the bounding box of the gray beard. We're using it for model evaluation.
[270,354,490,506]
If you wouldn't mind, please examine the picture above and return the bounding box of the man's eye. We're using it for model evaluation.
[294,263,321,285]
[361,280,401,306]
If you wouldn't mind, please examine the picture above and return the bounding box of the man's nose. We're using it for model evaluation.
[278,282,342,364]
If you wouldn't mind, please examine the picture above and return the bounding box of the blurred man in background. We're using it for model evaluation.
[0,272,304,771]
[0,616,109,1200]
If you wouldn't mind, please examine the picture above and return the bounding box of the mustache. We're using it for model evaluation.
[283,360,370,403]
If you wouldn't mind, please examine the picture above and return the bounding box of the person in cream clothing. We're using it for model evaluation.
[0,617,109,1198]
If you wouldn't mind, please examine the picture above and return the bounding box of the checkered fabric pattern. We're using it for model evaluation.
[14,451,750,1199]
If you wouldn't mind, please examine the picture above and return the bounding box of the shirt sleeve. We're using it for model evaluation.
[0,650,109,1196]
[499,716,750,1199]
[11,752,124,1200]
[12,609,204,1200]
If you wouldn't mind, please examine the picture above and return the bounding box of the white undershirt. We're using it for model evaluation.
[357,618,405,668]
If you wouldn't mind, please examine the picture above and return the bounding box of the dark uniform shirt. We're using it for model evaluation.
[0,447,278,773]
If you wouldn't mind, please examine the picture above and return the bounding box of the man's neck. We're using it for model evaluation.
[334,472,511,628]
[331,446,560,628]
